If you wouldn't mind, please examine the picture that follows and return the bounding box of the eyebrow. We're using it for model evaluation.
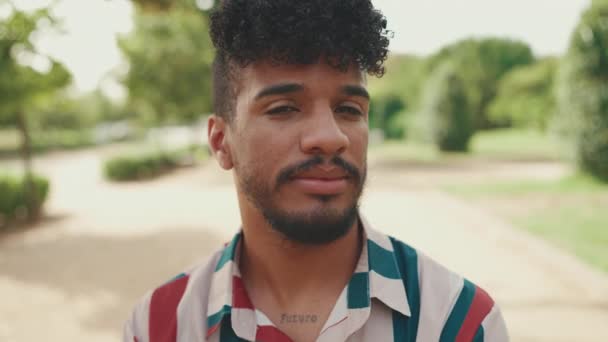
[254,83,304,100]
[342,85,370,100]
[253,83,370,100]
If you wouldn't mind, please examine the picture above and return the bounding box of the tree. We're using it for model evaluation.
[420,62,473,152]
[368,54,426,139]
[369,94,406,139]
[427,38,535,129]
[489,58,557,130]
[555,0,608,181]
[0,5,71,219]
[118,6,214,128]
[131,0,175,12]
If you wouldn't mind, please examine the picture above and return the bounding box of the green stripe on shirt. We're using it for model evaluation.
[390,237,420,341]
[219,315,246,342]
[215,233,241,271]
[347,272,370,309]
[474,325,485,342]
[207,304,232,328]
[367,239,401,279]
[440,279,476,342]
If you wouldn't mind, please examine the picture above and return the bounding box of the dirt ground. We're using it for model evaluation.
[1,148,607,341]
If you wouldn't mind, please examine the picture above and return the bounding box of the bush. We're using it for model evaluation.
[421,62,474,152]
[385,110,408,140]
[368,95,409,139]
[427,38,535,129]
[489,58,557,131]
[104,153,176,181]
[32,130,96,152]
[103,145,208,181]
[0,174,50,229]
[555,1,608,181]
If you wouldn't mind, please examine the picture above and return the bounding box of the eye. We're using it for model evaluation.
[336,105,364,116]
[265,105,299,115]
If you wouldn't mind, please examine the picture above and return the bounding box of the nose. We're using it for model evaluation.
[300,106,350,156]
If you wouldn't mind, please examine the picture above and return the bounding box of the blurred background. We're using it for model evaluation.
[1,0,607,341]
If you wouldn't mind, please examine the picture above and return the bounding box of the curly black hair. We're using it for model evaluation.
[209,0,391,120]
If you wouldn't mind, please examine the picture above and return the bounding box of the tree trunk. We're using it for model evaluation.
[15,109,38,221]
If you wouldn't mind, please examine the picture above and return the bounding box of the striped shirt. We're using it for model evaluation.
[124,217,508,342]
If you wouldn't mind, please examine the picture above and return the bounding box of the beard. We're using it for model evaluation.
[238,155,366,245]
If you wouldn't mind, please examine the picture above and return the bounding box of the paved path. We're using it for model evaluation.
[0,149,607,341]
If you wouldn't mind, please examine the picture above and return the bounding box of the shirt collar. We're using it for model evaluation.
[205,215,411,339]
[359,216,411,316]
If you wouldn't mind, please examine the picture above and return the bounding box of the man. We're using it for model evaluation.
[124,0,509,341]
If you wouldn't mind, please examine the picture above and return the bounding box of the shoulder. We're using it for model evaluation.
[123,248,225,342]
[388,236,509,342]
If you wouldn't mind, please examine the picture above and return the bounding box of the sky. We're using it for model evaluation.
[5,0,592,95]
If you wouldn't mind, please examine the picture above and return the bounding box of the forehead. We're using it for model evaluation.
[235,60,366,95]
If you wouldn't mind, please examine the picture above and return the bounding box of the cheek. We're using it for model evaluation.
[236,129,290,177]
[346,124,368,159]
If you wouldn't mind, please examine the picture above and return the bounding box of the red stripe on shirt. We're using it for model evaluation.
[256,326,294,342]
[455,285,494,342]
[232,276,254,309]
[206,322,221,339]
[149,275,190,342]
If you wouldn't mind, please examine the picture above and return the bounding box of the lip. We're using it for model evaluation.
[291,177,349,195]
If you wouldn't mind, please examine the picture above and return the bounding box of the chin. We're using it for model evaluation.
[262,200,360,245]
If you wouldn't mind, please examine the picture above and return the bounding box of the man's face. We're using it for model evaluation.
[218,60,369,244]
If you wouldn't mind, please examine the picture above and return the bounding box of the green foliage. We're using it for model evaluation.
[421,62,474,152]
[0,59,72,129]
[118,8,214,126]
[32,90,132,131]
[0,129,99,158]
[132,0,175,12]
[427,38,535,129]
[555,0,608,181]
[104,152,177,181]
[489,58,558,130]
[31,130,95,152]
[103,145,208,181]
[385,110,408,140]
[369,54,427,108]
[0,173,49,228]
[369,94,406,139]
[0,2,72,194]
[368,54,426,139]
[33,96,85,130]
[0,20,72,119]
[76,91,132,124]
[470,128,561,161]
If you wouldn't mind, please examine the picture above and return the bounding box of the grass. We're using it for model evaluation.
[371,128,608,272]
[520,204,608,273]
[369,140,441,163]
[445,173,608,273]
[470,129,563,161]
[444,172,606,196]
[369,128,562,164]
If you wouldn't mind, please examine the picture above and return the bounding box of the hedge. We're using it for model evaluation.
[555,1,608,181]
[421,62,474,152]
[103,145,208,182]
[0,173,50,229]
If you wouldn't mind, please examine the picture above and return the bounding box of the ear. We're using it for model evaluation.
[207,114,234,170]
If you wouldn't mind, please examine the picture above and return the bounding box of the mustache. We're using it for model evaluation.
[276,155,361,188]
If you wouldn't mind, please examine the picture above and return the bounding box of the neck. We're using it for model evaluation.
[238,204,362,309]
